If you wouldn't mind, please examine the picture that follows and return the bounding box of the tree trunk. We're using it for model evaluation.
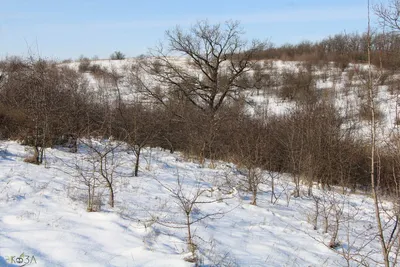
[324,215,329,234]
[39,147,44,164]
[367,3,390,265]
[293,174,300,198]
[329,216,340,248]
[34,146,40,164]
[108,184,114,208]
[164,137,174,153]
[134,147,141,177]
[271,175,275,204]
[87,185,92,212]
[186,214,195,255]
[313,199,319,230]
[308,182,313,197]
[251,189,257,206]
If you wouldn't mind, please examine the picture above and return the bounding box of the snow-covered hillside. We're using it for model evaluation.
[1,58,398,266]
[64,58,400,143]
[0,140,389,266]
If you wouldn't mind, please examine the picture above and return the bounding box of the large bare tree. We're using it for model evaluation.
[136,20,266,163]
[142,20,266,115]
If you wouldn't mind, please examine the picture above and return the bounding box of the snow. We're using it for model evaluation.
[0,141,391,266]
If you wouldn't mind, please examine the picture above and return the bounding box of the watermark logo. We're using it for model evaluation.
[5,253,37,266]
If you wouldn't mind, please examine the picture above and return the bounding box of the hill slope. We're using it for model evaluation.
[0,140,386,266]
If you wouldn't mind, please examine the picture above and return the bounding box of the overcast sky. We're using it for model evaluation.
[0,0,389,60]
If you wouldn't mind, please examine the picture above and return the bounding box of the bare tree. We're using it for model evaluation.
[375,0,400,32]
[364,2,400,265]
[308,191,375,266]
[70,152,102,212]
[154,173,229,263]
[80,139,123,208]
[136,20,266,163]
[233,118,267,205]
[370,2,389,265]
[125,105,160,177]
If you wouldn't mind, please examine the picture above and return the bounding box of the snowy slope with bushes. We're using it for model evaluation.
[0,140,391,267]
[66,58,400,141]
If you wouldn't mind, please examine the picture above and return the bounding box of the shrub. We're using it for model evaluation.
[78,58,91,73]
[61,59,73,64]
[278,70,317,103]
[110,51,125,60]
[89,64,102,74]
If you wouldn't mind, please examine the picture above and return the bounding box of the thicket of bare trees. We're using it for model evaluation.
[0,24,397,196]
[256,29,400,70]
[0,57,93,163]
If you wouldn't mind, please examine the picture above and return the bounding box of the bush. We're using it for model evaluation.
[61,59,73,64]
[278,70,317,103]
[89,64,102,74]
[110,51,125,60]
[78,58,91,73]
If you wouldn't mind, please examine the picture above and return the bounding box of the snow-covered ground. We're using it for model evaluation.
[0,141,389,267]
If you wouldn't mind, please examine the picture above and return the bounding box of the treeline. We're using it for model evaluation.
[1,21,400,199]
[255,32,400,70]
